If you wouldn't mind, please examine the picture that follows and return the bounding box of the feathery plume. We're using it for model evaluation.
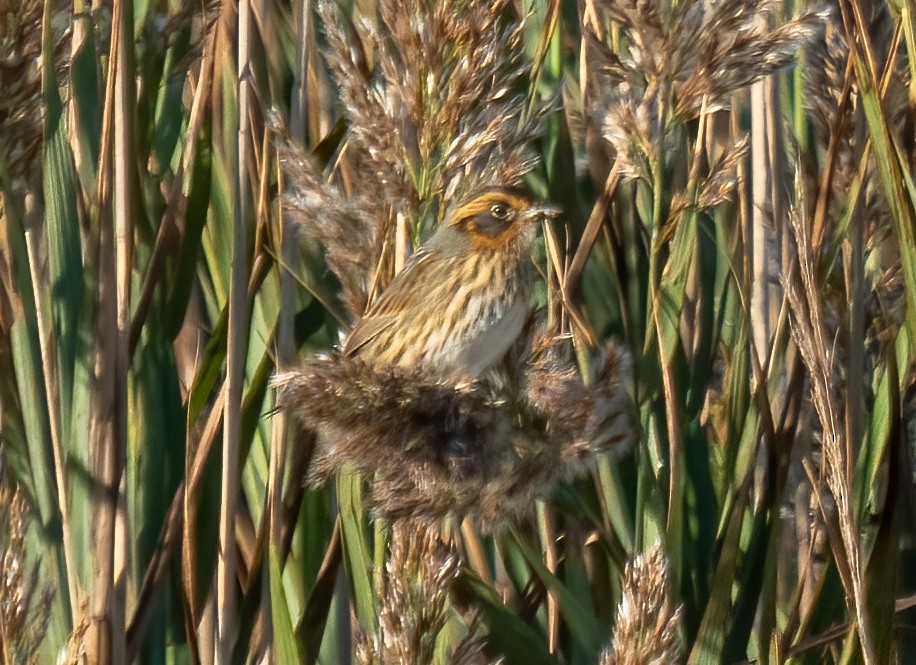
[0,0,67,192]
[0,448,53,663]
[354,523,498,664]
[523,333,634,474]
[321,0,544,210]
[356,524,465,665]
[271,114,380,316]
[588,0,823,180]
[602,543,682,665]
[670,135,749,216]
[277,334,632,527]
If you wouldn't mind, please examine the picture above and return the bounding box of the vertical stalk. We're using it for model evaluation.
[217,0,251,660]
[267,140,296,658]
[902,4,916,110]
[69,0,99,191]
[395,212,410,274]
[844,136,866,485]
[265,5,308,654]
[291,0,311,142]
[764,74,785,351]
[536,502,559,653]
[749,77,772,366]
[645,86,683,559]
[86,0,132,660]
[111,0,134,659]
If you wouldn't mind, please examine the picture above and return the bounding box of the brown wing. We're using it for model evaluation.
[343,248,436,357]
[343,313,398,357]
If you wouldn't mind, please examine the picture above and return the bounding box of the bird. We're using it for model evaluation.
[343,186,561,380]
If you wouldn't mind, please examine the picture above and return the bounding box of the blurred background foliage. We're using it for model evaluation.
[0,0,915,663]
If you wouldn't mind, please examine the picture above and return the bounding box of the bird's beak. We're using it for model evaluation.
[525,202,563,222]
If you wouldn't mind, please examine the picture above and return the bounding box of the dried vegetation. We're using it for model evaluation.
[0,0,914,661]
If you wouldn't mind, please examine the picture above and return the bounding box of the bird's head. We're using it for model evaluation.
[444,186,561,251]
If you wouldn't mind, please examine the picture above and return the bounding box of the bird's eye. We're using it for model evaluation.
[490,203,509,219]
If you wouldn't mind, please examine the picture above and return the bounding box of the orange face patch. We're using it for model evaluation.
[447,187,536,249]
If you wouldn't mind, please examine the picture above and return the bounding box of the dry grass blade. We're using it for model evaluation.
[542,217,600,347]
[129,22,217,356]
[216,0,253,659]
[815,92,860,260]
[807,14,903,259]
[782,167,874,662]
[111,0,136,655]
[564,160,621,303]
[124,382,237,659]
[527,0,562,114]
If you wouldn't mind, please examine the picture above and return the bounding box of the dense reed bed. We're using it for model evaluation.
[1,0,915,662]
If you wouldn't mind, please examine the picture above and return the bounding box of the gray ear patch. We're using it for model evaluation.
[472,205,515,236]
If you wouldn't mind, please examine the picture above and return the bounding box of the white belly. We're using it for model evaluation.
[452,298,528,376]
